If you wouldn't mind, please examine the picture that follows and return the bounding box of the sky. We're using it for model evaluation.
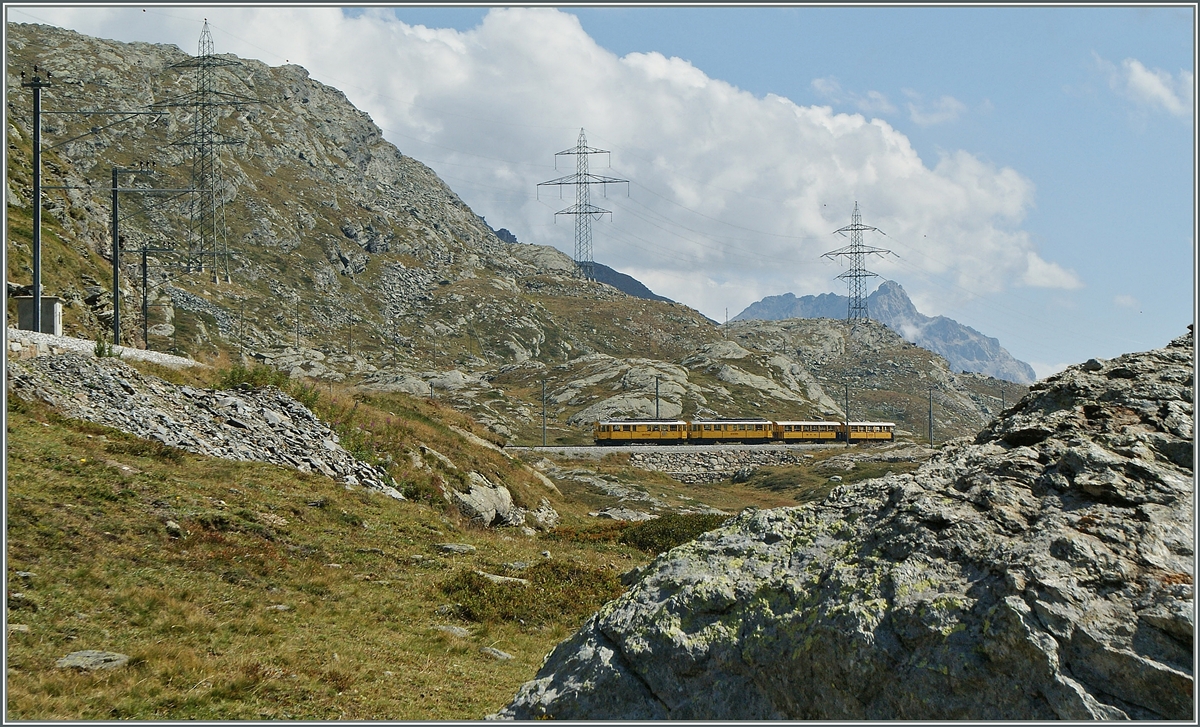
[6,5,1196,378]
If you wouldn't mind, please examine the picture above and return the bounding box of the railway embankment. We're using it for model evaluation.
[626,443,931,484]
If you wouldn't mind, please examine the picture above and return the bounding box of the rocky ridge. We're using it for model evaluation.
[6,353,400,497]
[494,330,1195,720]
[734,281,1037,384]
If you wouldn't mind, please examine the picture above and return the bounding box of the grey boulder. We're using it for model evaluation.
[494,330,1194,720]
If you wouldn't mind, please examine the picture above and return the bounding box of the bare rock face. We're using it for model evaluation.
[493,330,1194,720]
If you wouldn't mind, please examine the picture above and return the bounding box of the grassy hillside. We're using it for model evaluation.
[5,392,641,719]
[6,356,930,719]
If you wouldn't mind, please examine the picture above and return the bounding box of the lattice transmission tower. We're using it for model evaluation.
[536,128,628,280]
[822,201,893,321]
[154,21,256,282]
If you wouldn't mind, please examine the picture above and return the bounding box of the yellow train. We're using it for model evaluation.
[593,419,895,445]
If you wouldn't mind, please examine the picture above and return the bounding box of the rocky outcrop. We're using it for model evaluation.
[734,281,1037,384]
[494,330,1194,720]
[6,353,400,498]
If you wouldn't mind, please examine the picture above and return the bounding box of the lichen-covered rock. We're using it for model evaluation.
[494,330,1194,720]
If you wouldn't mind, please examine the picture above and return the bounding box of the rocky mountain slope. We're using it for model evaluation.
[734,281,1037,384]
[6,23,1022,444]
[495,328,1194,720]
[591,262,673,303]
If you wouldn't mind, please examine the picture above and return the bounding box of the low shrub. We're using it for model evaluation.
[216,364,290,391]
[618,513,732,554]
[105,439,185,463]
[545,520,631,545]
[439,560,623,628]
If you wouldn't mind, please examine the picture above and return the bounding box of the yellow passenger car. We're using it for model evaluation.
[773,421,842,442]
[845,422,896,442]
[687,420,773,444]
[593,420,689,445]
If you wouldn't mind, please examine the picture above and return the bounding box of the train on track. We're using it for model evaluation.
[593,418,896,446]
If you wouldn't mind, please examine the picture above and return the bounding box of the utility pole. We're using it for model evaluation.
[822,202,894,321]
[21,67,165,334]
[295,316,301,349]
[542,379,547,447]
[655,376,660,419]
[391,318,399,371]
[929,386,935,447]
[536,129,628,280]
[845,383,851,448]
[108,165,178,347]
[20,67,50,333]
[110,165,163,346]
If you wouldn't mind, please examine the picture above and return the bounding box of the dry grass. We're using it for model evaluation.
[4,396,649,720]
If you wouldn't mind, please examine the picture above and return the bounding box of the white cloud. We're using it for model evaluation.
[812,76,895,114]
[1097,53,1194,117]
[1113,294,1139,309]
[22,7,1079,323]
[905,90,967,126]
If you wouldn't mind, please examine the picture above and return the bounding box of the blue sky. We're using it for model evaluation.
[10,5,1197,377]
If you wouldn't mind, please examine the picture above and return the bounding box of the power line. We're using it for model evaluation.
[822,201,893,320]
[152,20,258,283]
[536,129,629,281]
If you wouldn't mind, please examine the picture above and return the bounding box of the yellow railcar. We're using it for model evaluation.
[686,419,773,444]
[844,422,896,442]
[593,420,689,445]
[773,421,842,442]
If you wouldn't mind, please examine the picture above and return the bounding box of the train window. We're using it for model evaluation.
[755,424,763,431]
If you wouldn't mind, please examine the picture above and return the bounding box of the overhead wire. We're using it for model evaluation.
[13,7,1139,359]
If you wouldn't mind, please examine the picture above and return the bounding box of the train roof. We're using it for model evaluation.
[848,421,897,427]
[595,419,688,425]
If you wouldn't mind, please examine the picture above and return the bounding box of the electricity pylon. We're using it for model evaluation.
[154,20,256,282]
[822,201,893,320]
[537,128,628,281]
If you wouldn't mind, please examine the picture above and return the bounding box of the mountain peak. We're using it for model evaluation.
[734,282,1036,384]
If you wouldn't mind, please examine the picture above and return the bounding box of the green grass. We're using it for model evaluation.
[4,396,650,720]
[735,459,923,504]
[439,561,624,627]
[547,513,733,555]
